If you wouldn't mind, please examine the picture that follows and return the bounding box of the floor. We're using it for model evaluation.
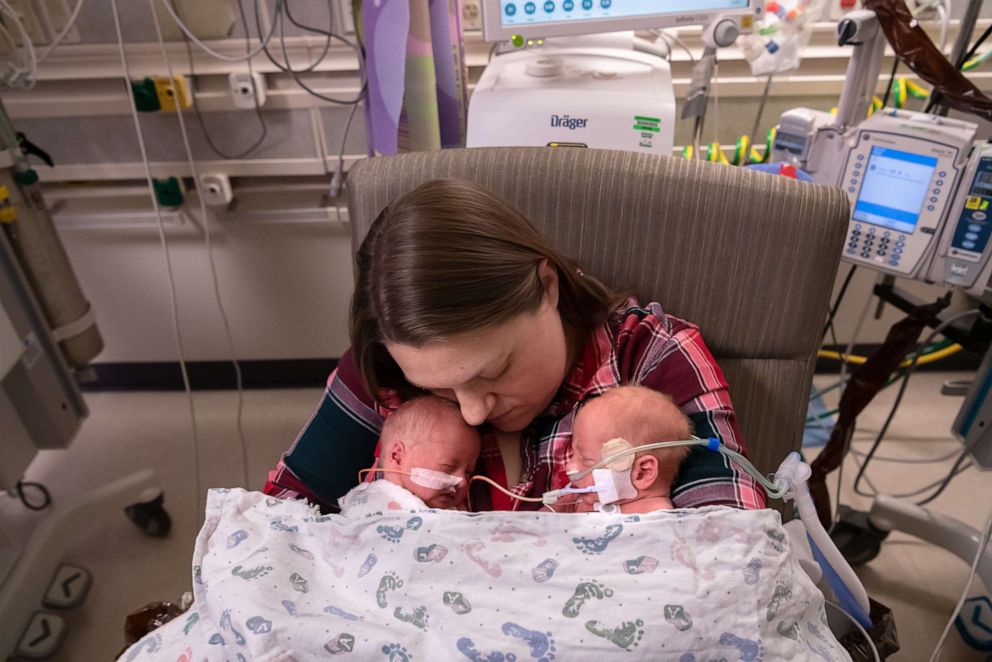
[1,372,989,661]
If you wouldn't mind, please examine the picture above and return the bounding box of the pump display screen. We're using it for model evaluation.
[499,0,748,27]
[853,147,938,234]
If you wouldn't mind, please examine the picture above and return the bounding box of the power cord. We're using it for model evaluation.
[929,505,992,661]
[160,0,279,62]
[178,0,269,159]
[852,309,982,502]
[36,0,85,64]
[5,480,51,511]
[148,0,249,489]
[110,0,203,516]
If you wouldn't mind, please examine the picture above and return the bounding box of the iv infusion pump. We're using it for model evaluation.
[835,111,976,280]
[775,108,992,297]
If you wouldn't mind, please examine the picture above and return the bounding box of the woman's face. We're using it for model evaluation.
[386,271,570,431]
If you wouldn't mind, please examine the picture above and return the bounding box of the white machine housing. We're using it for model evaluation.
[929,142,992,297]
[467,47,676,156]
[835,110,978,279]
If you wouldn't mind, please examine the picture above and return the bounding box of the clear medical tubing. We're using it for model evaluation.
[776,452,872,627]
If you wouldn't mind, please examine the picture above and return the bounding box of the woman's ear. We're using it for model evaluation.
[538,259,559,310]
[630,455,659,491]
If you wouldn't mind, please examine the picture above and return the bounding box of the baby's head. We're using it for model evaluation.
[568,386,692,511]
[379,396,480,509]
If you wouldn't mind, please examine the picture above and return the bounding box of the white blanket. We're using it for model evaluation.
[120,489,852,661]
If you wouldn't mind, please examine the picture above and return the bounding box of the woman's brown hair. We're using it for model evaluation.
[350,178,626,402]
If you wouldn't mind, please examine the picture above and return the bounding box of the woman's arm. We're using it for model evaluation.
[263,349,384,511]
[626,308,767,510]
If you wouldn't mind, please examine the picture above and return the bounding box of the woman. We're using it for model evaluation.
[264,178,765,512]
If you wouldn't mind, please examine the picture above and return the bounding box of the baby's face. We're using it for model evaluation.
[566,410,611,508]
[401,418,479,509]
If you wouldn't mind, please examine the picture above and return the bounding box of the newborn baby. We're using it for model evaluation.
[338,396,480,517]
[566,385,692,514]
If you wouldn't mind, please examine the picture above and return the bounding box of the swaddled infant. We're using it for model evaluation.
[338,396,480,517]
[566,385,692,514]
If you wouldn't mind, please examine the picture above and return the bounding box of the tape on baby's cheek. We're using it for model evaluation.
[409,467,463,492]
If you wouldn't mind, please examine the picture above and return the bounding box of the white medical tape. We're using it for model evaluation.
[409,467,463,492]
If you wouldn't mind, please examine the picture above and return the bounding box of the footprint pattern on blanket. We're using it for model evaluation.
[325,633,356,655]
[289,543,315,560]
[531,559,558,583]
[376,571,405,608]
[623,556,659,575]
[671,536,715,580]
[742,559,763,585]
[502,622,557,661]
[208,633,225,645]
[123,633,162,661]
[358,553,378,577]
[270,517,298,533]
[562,580,613,618]
[324,605,362,621]
[245,616,272,634]
[765,582,792,622]
[182,612,199,635]
[220,609,246,645]
[694,519,749,544]
[232,564,271,581]
[406,516,423,531]
[719,633,764,662]
[805,621,837,662]
[383,642,413,661]
[764,529,786,554]
[664,604,693,632]
[584,619,644,651]
[462,540,503,577]
[777,621,800,641]
[282,599,312,617]
[456,637,517,662]
[394,605,429,630]
[177,646,193,662]
[572,524,623,555]
[290,572,309,593]
[226,530,248,549]
[491,522,547,547]
[443,591,472,615]
[415,544,448,563]
[377,524,406,544]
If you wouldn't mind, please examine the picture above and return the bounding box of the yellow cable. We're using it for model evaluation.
[818,343,962,367]
[470,475,546,503]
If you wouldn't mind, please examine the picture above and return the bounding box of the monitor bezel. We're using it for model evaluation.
[480,0,762,42]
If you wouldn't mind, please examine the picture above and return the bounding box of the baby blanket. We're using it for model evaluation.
[120,489,852,661]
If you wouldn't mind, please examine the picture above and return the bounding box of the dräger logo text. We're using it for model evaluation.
[550,114,588,130]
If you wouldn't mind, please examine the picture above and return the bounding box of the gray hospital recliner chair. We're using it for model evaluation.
[346,147,850,478]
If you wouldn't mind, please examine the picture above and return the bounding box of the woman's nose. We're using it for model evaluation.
[455,388,495,426]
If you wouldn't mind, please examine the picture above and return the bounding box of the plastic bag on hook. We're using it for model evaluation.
[739,0,831,75]
[865,0,992,121]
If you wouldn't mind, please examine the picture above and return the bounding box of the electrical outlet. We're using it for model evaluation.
[229,72,267,109]
[462,0,481,31]
[3,0,46,46]
[153,75,192,111]
[199,173,233,207]
[37,0,81,45]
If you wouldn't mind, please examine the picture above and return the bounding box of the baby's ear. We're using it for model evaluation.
[387,440,405,466]
[631,455,659,490]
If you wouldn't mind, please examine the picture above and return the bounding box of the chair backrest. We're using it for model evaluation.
[346,147,849,475]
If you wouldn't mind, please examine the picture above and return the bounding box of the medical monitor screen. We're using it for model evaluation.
[852,147,938,234]
[496,0,749,32]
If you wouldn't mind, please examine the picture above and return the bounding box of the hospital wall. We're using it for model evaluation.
[6,1,992,365]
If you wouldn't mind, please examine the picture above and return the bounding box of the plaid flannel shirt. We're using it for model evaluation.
[264,299,766,512]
